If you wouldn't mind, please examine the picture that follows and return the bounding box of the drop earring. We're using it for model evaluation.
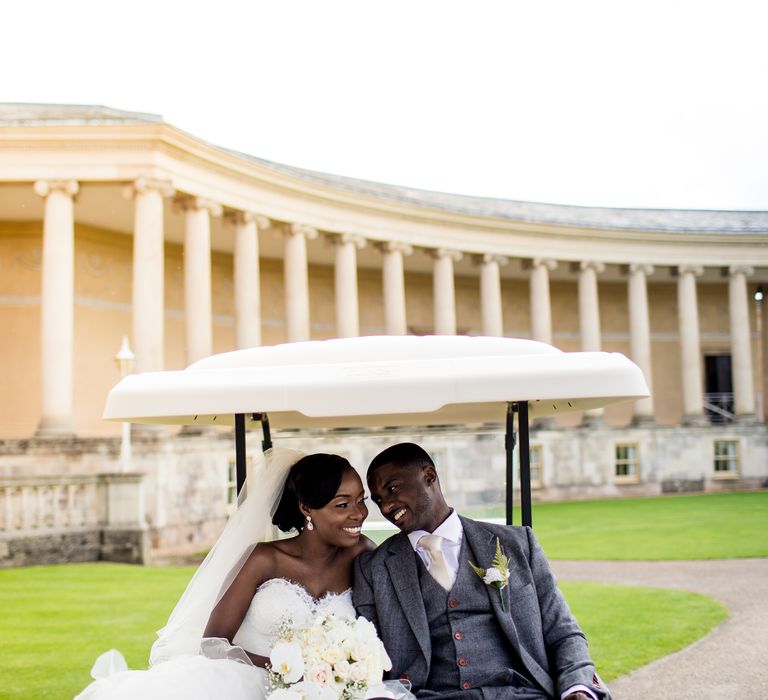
[306,516,314,531]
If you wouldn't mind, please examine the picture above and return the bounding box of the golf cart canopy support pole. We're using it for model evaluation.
[505,403,516,527]
[518,401,532,528]
[234,413,273,497]
[235,413,246,497]
[506,401,532,529]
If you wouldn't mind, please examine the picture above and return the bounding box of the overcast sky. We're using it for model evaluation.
[3,0,767,210]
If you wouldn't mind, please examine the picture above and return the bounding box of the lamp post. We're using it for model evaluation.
[114,336,136,471]
[755,287,764,422]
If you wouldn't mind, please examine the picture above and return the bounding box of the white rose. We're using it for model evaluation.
[326,620,352,645]
[322,644,343,665]
[269,641,305,684]
[306,628,327,648]
[333,658,351,680]
[308,662,333,688]
[349,661,368,683]
[483,568,505,585]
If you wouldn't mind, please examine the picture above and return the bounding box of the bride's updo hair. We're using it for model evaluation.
[272,453,354,532]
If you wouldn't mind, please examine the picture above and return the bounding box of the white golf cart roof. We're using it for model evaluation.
[103,335,649,428]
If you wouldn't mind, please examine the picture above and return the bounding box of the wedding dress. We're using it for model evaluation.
[75,578,356,700]
[73,449,411,700]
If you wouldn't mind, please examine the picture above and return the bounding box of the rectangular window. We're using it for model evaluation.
[713,440,739,476]
[615,443,639,483]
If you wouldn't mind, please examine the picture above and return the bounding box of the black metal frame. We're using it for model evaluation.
[234,412,272,498]
[234,401,534,528]
[504,401,532,528]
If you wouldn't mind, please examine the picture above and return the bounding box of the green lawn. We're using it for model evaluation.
[366,491,768,559]
[561,582,728,681]
[1,563,728,699]
[0,564,191,700]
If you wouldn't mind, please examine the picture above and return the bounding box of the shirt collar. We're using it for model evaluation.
[407,509,463,550]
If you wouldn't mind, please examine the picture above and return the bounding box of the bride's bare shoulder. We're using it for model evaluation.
[241,539,295,575]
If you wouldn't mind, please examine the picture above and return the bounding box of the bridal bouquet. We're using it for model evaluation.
[266,612,393,700]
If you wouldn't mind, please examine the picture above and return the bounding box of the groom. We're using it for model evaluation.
[353,443,608,700]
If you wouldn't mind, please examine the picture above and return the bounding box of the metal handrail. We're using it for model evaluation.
[703,392,735,422]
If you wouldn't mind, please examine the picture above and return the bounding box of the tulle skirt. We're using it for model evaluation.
[74,653,267,700]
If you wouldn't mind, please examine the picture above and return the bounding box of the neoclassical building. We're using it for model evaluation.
[1,104,766,562]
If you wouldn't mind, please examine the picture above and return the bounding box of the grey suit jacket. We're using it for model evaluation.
[353,517,607,699]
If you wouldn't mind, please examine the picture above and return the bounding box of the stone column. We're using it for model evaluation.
[578,261,605,424]
[123,178,174,374]
[33,179,79,436]
[380,241,412,335]
[477,254,507,337]
[578,261,604,352]
[432,248,463,335]
[677,265,707,424]
[330,233,366,338]
[183,197,221,364]
[529,258,557,345]
[284,224,317,342]
[729,265,756,418]
[628,264,655,423]
[230,212,266,349]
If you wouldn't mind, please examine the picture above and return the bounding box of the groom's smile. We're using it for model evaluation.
[392,507,407,523]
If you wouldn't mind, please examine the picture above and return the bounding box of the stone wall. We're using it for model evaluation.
[0,527,148,568]
[1,423,766,562]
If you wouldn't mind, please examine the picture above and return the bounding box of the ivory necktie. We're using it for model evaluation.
[418,534,452,591]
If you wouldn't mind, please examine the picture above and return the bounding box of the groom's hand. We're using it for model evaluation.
[564,693,591,699]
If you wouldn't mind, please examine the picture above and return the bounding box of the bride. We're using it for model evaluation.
[75,448,408,700]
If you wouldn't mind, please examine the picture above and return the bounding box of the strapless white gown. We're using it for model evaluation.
[74,579,356,700]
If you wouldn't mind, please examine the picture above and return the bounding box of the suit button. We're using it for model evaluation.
[400,674,409,681]
[448,599,458,608]
[454,631,462,640]
[458,657,468,667]
[462,682,471,689]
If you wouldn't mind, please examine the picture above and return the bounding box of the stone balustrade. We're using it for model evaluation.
[0,472,147,566]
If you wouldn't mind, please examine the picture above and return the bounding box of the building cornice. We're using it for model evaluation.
[0,115,767,269]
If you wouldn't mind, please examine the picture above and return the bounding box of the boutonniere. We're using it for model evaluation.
[469,538,511,611]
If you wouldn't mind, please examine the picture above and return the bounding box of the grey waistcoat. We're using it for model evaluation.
[417,537,529,694]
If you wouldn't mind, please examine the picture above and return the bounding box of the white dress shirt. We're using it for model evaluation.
[406,510,596,700]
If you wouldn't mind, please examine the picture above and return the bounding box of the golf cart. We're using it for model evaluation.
[104,335,650,527]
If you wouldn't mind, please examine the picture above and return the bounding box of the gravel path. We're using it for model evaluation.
[551,559,768,700]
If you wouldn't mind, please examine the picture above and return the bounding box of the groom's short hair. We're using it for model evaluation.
[368,442,435,477]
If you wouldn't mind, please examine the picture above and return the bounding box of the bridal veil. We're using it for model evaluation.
[149,446,305,665]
